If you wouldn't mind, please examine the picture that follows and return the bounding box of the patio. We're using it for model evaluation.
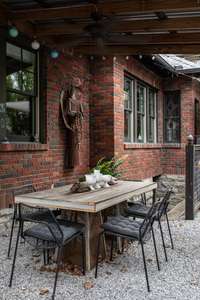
[2,1,200,299]
[1,216,200,300]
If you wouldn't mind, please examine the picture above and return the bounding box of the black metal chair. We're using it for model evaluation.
[126,189,174,262]
[7,185,63,259]
[7,185,36,258]
[95,204,159,292]
[9,203,85,300]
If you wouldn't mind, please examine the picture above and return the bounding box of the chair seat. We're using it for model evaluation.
[102,216,143,239]
[126,203,150,218]
[24,220,84,243]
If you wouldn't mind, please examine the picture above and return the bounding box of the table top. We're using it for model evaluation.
[15,180,157,213]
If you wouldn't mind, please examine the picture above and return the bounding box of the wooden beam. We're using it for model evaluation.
[73,44,200,55]
[10,0,200,22]
[56,32,200,46]
[35,16,200,37]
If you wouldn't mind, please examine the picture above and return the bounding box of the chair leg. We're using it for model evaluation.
[81,233,86,275]
[52,247,62,300]
[158,219,168,262]
[95,232,102,279]
[151,226,160,271]
[165,212,174,250]
[9,222,21,287]
[20,221,25,244]
[110,236,114,261]
[140,240,150,292]
[122,238,125,253]
[7,214,16,258]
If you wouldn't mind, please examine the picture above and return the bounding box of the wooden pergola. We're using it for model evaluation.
[2,0,200,54]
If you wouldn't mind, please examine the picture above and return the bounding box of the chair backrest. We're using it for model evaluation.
[139,202,158,239]
[18,203,64,246]
[157,188,173,218]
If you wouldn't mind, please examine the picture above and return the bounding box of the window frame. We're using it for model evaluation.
[0,32,41,143]
[163,90,181,144]
[124,74,157,144]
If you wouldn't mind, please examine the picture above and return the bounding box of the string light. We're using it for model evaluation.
[139,54,143,59]
[31,39,40,50]
[8,26,19,38]
[126,56,129,60]
[102,56,106,60]
[50,50,60,59]
[113,56,117,62]
[152,55,156,60]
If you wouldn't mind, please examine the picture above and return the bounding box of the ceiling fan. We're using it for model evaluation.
[63,2,117,49]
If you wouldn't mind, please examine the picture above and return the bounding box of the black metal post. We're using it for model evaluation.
[185,135,194,220]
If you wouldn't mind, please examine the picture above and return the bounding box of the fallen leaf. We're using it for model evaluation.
[83,281,94,289]
[39,288,49,295]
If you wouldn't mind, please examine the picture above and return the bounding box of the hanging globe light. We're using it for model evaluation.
[8,26,19,38]
[31,40,40,50]
[50,50,60,59]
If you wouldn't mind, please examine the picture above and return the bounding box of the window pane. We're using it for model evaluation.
[148,117,154,142]
[6,92,32,139]
[6,43,36,95]
[6,43,22,91]
[147,89,156,142]
[137,83,145,142]
[149,89,155,116]
[124,110,131,142]
[164,91,180,143]
[137,84,145,113]
[22,71,34,93]
[165,118,180,143]
[137,114,144,142]
[124,77,132,109]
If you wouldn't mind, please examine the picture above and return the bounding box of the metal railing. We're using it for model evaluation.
[185,135,200,219]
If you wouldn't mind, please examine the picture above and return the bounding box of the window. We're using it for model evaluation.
[124,77,133,142]
[0,35,42,143]
[164,91,180,143]
[124,76,157,143]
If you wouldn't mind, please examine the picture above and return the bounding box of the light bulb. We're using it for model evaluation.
[31,40,40,50]
[9,26,19,38]
[50,50,59,59]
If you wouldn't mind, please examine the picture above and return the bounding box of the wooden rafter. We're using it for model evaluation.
[9,0,200,22]
[55,32,200,46]
[35,16,200,37]
[73,44,200,55]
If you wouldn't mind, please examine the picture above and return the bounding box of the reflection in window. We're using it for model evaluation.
[124,77,133,142]
[6,42,37,141]
[137,84,145,142]
[124,76,157,143]
[164,91,180,143]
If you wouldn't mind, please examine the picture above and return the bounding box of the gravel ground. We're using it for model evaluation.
[1,217,200,300]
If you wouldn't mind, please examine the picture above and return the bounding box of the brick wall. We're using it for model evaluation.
[0,54,199,208]
[89,57,114,166]
[113,56,163,180]
[0,53,90,208]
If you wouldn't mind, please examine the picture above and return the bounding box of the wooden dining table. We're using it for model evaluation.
[15,180,157,270]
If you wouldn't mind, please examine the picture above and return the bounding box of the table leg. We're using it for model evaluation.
[116,204,122,252]
[85,212,91,271]
[99,212,107,257]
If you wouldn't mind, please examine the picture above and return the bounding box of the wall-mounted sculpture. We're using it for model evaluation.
[60,77,84,168]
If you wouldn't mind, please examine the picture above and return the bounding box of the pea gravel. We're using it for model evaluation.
[1,216,200,300]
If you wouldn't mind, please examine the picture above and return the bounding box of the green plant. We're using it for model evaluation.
[93,157,124,178]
